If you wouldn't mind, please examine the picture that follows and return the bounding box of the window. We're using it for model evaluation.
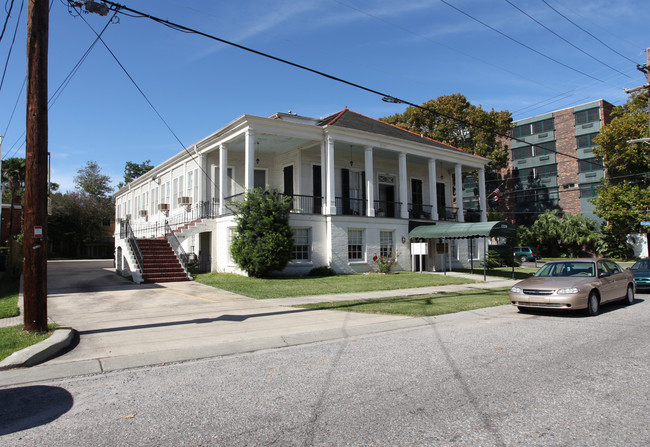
[348,229,364,261]
[380,231,394,258]
[578,158,604,173]
[254,169,266,189]
[512,145,533,160]
[536,164,557,178]
[534,141,555,156]
[576,133,598,148]
[532,118,554,134]
[172,178,179,208]
[580,183,599,198]
[575,108,600,125]
[187,170,194,194]
[292,229,310,261]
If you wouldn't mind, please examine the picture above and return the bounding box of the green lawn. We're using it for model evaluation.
[298,288,511,316]
[0,324,57,362]
[0,274,20,319]
[194,271,476,299]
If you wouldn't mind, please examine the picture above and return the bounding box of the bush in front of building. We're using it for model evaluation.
[230,188,294,278]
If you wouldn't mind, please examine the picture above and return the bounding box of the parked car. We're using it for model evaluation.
[513,246,539,262]
[509,259,635,316]
[630,259,650,291]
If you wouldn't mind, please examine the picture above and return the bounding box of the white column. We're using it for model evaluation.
[326,135,336,215]
[365,146,375,217]
[320,139,327,215]
[478,167,487,222]
[428,158,439,220]
[198,154,206,204]
[398,153,408,219]
[219,144,228,215]
[244,129,255,191]
[455,163,464,222]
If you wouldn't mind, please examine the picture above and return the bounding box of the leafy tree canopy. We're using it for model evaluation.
[592,93,650,236]
[74,161,112,198]
[229,188,294,278]
[1,157,26,197]
[380,93,513,171]
[518,210,598,257]
[117,160,154,189]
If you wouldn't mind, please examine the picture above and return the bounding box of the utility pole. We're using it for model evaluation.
[24,0,49,332]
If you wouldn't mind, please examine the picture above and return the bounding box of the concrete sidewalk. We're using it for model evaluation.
[0,261,518,387]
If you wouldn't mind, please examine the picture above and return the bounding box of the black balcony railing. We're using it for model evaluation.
[373,200,402,218]
[408,203,432,220]
[336,197,367,216]
[279,194,324,214]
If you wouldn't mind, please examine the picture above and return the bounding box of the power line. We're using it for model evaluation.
[331,0,561,94]
[69,4,218,191]
[503,0,630,79]
[72,0,608,173]
[437,0,605,83]
[0,0,15,43]
[0,0,24,95]
[540,0,639,66]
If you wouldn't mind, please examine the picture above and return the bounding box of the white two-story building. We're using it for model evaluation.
[114,108,497,282]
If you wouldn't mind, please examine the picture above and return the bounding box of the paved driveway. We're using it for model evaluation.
[44,260,413,372]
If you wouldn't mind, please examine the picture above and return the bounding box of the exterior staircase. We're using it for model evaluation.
[137,238,189,283]
[172,219,210,243]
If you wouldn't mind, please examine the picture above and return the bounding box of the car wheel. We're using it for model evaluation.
[623,284,634,305]
[520,255,527,263]
[587,292,600,316]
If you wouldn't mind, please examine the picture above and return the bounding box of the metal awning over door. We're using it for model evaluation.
[408,221,516,239]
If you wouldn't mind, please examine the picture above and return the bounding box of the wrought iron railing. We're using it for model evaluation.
[373,200,402,218]
[440,206,459,221]
[408,203,433,220]
[122,219,143,273]
[279,194,323,214]
[336,197,367,216]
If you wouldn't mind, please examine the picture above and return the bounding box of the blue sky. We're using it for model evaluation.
[0,0,647,191]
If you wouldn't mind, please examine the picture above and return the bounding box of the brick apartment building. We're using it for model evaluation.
[492,99,613,226]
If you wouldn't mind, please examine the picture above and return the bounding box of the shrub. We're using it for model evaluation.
[372,251,398,274]
[307,266,336,277]
[229,188,294,278]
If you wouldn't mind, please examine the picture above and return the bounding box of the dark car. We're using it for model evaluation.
[513,246,539,262]
[630,259,650,291]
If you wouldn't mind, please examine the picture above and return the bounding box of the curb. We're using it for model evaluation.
[0,328,75,370]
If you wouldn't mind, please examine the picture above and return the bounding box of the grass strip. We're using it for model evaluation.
[0,274,20,319]
[297,288,511,317]
[0,324,57,362]
[194,272,475,299]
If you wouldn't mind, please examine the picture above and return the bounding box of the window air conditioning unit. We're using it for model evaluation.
[158,203,170,211]
[139,210,148,217]
[178,196,192,206]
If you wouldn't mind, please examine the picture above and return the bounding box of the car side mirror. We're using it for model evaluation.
[599,272,610,278]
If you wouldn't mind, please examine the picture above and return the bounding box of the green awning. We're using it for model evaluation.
[409,221,516,239]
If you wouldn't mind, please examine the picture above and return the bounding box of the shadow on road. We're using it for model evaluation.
[0,385,73,436]
[77,308,316,335]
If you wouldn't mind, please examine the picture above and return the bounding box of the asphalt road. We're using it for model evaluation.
[1,293,648,446]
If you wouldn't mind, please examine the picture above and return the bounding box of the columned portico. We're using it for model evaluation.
[325,135,336,215]
[218,144,228,215]
[244,129,255,190]
[478,167,487,222]
[428,158,438,220]
[398,153,408,219]
[365,146,375,217]
[455,163,464,222]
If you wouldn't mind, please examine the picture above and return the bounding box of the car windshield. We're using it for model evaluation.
[534,261,595,277]
[631,259,650,270]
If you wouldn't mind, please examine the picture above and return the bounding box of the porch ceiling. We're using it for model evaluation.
[409,221,516,239]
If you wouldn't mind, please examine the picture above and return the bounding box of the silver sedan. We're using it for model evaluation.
[509,259,635,315]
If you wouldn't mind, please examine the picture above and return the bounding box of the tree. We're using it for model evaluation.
[519,210,598,257]
[592,93,650,242]
[230,188,294,277]
[117,160,154,189]
[1,157,26,203]
[381,93,513,171]
[74,161,113,197]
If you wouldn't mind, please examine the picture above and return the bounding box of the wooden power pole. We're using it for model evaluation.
[24,0,49,332]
